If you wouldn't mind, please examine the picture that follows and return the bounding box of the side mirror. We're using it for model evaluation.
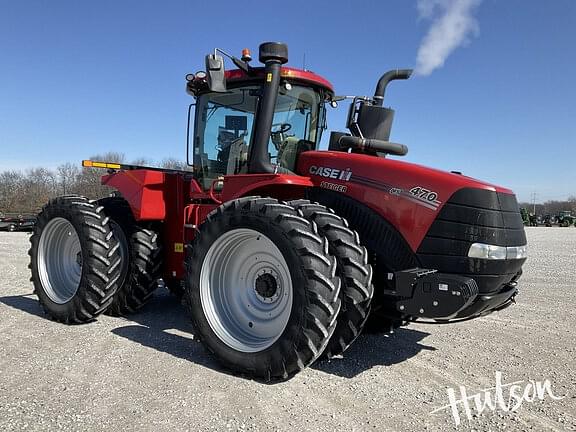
[205,54,226,92]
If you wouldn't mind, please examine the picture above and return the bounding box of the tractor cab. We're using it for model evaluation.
[186,43,334,190]
[186,42,413,192]
[191,77,328,189]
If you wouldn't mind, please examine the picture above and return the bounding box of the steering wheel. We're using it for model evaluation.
[270,123,292,150]
[272,123,291,134]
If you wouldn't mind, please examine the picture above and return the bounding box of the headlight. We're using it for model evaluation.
[468,243,527,260]
[468,243,507,260]
[506,245,528,260]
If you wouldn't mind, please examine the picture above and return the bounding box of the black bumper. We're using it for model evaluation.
[452,283,518,319]
[391,268,520,321]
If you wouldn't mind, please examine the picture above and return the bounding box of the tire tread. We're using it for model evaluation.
[185,196,341,381]
[289,199,374,358]
[29,195,122,323]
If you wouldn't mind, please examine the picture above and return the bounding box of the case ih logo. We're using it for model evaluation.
[309,165,353,181]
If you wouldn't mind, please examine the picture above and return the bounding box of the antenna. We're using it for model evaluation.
[303,53,306,71]
[531,192,537,214]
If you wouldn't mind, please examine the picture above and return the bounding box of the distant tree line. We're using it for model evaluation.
[0,152,189,216]
[517,198,576,216]
[1,152,574,217]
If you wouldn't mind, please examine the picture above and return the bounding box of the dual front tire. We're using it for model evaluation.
[185,197,373,381]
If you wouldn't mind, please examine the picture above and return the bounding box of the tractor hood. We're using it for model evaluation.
[297,150,517,251]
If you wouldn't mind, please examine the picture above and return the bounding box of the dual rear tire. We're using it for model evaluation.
[29,195,161,323]
[98,197,162,316]
[29,196,122,323]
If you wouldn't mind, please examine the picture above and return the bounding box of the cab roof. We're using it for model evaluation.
[225,66,334,95]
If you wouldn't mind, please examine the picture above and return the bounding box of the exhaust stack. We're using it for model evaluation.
[373,69,413,106]
[343,68,413,153]
[248,42,289,174]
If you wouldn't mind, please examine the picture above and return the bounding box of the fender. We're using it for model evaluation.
[220,173,314,201]
[102,170,167,220]
[307,188,419,272]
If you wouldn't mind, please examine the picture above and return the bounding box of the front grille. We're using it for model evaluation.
[416,188,526,294]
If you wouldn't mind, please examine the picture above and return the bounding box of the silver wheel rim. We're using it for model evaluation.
[37,217,82,304]
[200,228,293,353]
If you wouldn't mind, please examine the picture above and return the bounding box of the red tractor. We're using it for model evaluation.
[29,42,527,381]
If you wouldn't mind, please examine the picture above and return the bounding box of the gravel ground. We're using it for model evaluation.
[0,228,575,431]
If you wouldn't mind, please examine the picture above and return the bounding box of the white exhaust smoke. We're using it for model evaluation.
[415,0,482,76]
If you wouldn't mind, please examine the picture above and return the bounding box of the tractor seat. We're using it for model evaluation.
[278,138,314,172]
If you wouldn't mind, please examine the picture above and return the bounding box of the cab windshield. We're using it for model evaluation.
[193,84,324,189]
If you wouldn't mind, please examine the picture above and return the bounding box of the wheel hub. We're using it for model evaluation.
[254,271,280,302]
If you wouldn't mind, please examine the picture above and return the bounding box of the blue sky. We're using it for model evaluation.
[0,0,574,202]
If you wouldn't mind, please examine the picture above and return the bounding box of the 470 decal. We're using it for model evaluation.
[409,187,439,203]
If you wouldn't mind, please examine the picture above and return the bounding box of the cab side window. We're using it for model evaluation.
[194,88,257,189]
